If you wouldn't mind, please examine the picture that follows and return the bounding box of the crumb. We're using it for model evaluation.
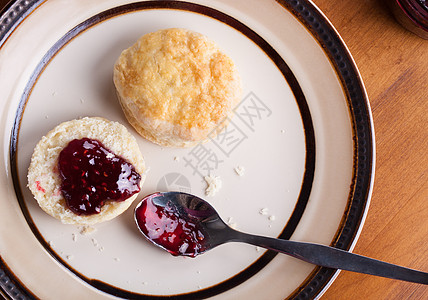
[79,226,97,235]
[196,270,201,274]
[255,246,262,252]
[227,217,237,229]
[99,247,104,252]
[234,166,245,176]
[174,156,180,162]
[268,224,272,228]
[91,238,99,247]
[45,115,49,119]
[66,255,74,260]
[52,91,57,96]
[204,174,222,196]
[281,129,286,133]
[114,257,120,262]
[259,208,269,215]
[48,241,54,247]
[80,98,85,104]
[72,233,77,242]
[268,215,276,221]
[197,285,202,290]
[142,281,148,285]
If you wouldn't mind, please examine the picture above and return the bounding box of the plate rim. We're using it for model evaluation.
[0,0,375,299]
[277,1,375,297]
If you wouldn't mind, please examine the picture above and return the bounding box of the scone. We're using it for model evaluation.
[27,117,146,225]
[113,28,242,147]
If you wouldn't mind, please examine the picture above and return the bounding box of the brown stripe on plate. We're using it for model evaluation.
[276,1,373,299]
[8,1,376,299]
[11,1,315,298]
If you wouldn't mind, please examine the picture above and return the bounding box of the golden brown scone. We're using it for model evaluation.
[27,117,146,225]
[113,28,242,147]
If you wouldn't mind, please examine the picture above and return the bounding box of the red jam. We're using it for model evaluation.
[135,196,207,257]
[58,138,141,215]
[390,0,428,39]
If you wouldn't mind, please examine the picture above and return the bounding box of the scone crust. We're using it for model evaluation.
[113,28,242,147]
[27,117,146,225]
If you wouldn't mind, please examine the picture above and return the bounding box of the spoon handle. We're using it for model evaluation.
[232,232,428,284]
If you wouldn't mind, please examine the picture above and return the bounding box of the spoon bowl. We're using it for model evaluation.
[135,192,428,284]
[134,192,230,257]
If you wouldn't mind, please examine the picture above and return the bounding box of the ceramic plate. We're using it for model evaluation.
[0,0,375,299]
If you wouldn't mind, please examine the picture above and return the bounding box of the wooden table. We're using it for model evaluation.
[312,0,428,299]
[1,0,427,299]
[0,0,7,12]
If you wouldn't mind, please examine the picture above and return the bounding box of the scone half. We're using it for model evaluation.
[27,117,146,225]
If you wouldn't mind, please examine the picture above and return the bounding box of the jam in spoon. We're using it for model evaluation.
[134,192,428,284]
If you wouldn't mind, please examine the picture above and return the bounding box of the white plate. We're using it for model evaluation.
[0,0,375,299]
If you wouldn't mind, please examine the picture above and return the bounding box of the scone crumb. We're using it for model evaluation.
[174,156,180,162]
[72,233,77,242]
[79,226,97,235]
[227,217,237,229]
[66,255,74,260]
[259,208,269,215]
[204,175,222,196]
[234,166,245,176]
[91,238,99,247]
[268,215,276,221]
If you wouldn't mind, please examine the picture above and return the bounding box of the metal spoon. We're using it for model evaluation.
[134,191,428,284]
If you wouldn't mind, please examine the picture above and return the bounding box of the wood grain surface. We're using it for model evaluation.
[0,0,8,13]
[1,0,427,299]
[311,0,428,299]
